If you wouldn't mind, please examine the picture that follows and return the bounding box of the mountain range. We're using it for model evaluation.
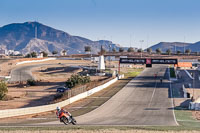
[1,21,200,55]
[0,22,122,55]
[148,41,200,53]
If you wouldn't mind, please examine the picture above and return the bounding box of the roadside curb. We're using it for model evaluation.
[184,69,194,80]
[168,67,179,126]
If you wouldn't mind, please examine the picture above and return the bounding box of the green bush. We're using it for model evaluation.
[2,95,13,101]
[41,51,48,57]
[170,68,176,78]
[31,52,37,58]
[65,74,90,88]
[27,79,36,86]
[0,81,8,100]
[25,54,31,58]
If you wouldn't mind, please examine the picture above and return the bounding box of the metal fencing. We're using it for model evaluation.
[66,77,113,99]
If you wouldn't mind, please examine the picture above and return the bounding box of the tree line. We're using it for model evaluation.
[85,46,193,55]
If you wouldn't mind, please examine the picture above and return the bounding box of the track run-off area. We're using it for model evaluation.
[38,65,178,126]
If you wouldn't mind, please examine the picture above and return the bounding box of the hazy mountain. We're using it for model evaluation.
[0,22,122,55]
[148,42,195,53]
[187,41,200,52]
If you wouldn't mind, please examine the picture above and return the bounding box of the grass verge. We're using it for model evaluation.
[174,108,200,129]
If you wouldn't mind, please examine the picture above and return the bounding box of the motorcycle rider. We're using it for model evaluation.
[56,106,72,122]
[160,78,163,83]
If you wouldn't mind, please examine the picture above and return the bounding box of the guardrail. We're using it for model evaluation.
[182,84,187,98]
[0,74,124,118]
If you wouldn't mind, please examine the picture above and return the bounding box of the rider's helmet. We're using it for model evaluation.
[56,106,61,112]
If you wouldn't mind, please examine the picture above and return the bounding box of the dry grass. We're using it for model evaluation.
[0,129,199,133]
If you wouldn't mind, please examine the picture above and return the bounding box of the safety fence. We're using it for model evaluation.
[0,74,124,118]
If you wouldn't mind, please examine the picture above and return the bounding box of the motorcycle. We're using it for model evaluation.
[57,111,77,125]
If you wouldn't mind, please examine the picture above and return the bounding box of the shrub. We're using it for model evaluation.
[27,79,36,86]
[2,95,13,101]
[52,50,58,55]
[170,68,176,78]
[0,81,8,100]
[31,52,37,58]
[25,54,31,58]
[41,51,48,57]
[65,74,90,88]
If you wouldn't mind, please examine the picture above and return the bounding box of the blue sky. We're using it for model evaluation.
[0,0,200,48]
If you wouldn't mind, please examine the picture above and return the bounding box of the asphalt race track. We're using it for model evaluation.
[9,63,83,82]
[9,64,47,82]
[39,65,177,126]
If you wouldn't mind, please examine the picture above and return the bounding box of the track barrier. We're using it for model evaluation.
[0,74,124,118]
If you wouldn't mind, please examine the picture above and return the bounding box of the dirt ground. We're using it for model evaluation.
[0,57,145,123]
[0,129,198,133]
[0,58,129,110]
[0,66,142,125]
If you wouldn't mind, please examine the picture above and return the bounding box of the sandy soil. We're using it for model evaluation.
[0,129,198,133]
[0,57,144,112]
[0,59,118,109]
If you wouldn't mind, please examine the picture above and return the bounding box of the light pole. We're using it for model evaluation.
[174,44,176,54]
[109,44,111,73]
[140,40,144,58]
[184,36,186,55]
[193,72,195,100]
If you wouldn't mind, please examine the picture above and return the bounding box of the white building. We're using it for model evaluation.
[7,50,21,56]
[98,55,105,70]
[0,49,6,55]
[37,52,43,58]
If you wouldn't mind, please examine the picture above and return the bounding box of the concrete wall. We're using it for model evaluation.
[182,84,187,98]
[0,75,124,118]
[16,58,56,65]
[189,102,200,110]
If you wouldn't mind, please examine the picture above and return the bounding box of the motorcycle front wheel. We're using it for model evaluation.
[61,116,69,125]
[71,117,77,125]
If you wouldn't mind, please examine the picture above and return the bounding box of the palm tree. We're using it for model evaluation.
[99,45,106,55]
[30,52,37,57]
[119,47,124,52]
[156,48,162,54]
[177,50,181,55]
[62,50,67,56]
[127,47,134,52]
[137,48,143,53]
[185,49,191,55]
[84,46,91,53]
[41,51,48,57]
[147,48,152,54]
[112,48,116,52]
[52,50,58,55]
[166,49,172,55]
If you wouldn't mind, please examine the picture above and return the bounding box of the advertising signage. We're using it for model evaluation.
[120,58,177,64]
[151,59,177,64]
[120,58,146,64]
